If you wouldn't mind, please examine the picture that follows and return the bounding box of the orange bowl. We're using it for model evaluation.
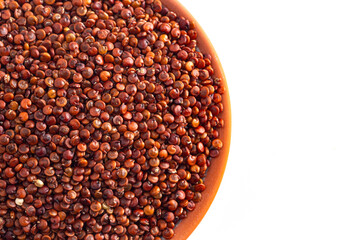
[160,0,232,239]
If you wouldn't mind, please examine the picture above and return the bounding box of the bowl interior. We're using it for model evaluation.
[160,0,232,239]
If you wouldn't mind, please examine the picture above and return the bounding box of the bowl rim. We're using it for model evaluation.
[160,0,232,239]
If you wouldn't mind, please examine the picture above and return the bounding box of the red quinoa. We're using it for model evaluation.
[0,0,225,239]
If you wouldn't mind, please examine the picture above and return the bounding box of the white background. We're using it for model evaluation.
[180,0,360,239]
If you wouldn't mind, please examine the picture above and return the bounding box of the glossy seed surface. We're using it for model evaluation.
[0,0,225,239]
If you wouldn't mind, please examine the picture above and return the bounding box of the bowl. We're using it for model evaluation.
[160,0,232,239]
